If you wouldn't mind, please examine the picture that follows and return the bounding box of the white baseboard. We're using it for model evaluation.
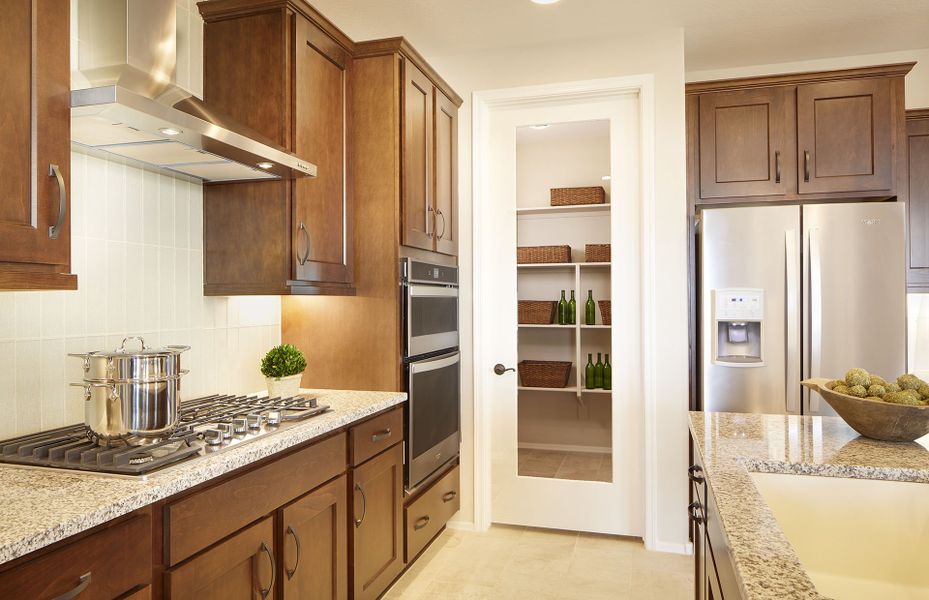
[648,540,693,555]
[446,520,477,532]
[517,442,612,454]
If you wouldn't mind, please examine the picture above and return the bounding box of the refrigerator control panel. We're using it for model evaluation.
[714,289,763,321]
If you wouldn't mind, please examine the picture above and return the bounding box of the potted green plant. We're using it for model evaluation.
[260,344,307,399]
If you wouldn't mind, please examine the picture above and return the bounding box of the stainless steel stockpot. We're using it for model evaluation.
[69,337,189,445]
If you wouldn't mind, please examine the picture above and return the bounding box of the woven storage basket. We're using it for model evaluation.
[518,360,572,388]
[550,186,605,206]
[585,244,611,263]
[518,300,557,324]
[599,301,612,326]
[517,245,571,264]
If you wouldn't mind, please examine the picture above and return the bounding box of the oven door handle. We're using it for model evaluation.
[407,284,459,298]
[410,352,460,374]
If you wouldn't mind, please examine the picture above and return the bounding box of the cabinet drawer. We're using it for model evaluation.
[351,407,403,466]
[404,464,460,561]
[0,511,151,600]
[165,432,346,565]
[120,585,151,599]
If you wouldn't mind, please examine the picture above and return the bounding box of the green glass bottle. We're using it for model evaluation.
[585,354,595,389]
[568,291,577,325]
[557,290,568,325]
[585,290,596,325]
[594,352,604,388]
[603,353,612,391]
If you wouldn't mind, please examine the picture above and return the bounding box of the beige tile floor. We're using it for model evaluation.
[385,525,693,600]
[518,448,612,482]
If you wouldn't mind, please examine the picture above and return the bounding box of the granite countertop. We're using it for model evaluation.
[690,411,929,600]
[0,389,405,565]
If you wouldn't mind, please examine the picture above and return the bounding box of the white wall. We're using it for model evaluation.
[516,132,611,208]
[435,29,690,551]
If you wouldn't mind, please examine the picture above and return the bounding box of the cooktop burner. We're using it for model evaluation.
[0,394,330,477]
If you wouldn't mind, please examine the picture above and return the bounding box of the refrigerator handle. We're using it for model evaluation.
[809,227,823,413]
[785,229,800,414]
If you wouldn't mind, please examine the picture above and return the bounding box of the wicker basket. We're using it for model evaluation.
[585,244,611,263]
[517,245,571,264]
[518,360,572,388]
[550,186,605,206]
[518,300,557,324]
[599,301,612,326]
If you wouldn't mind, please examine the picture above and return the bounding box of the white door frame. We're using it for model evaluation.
[471,75,660,548]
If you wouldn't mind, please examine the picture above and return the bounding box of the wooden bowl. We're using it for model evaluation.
[802,378,929,443]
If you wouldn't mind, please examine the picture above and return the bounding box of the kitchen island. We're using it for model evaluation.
[690,411,929,600]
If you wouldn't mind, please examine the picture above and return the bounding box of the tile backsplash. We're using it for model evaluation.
[0,151,281,439]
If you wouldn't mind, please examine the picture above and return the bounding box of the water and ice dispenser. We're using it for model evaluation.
[713,289,764,366]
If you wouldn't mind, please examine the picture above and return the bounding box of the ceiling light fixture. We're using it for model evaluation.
[531,0,560,4]
[257,161,275,169]
[602,175,612,181]
[530,124,551,130]
[158,127,181,136]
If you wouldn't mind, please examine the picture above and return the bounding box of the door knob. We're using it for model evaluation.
[493,364,515,375]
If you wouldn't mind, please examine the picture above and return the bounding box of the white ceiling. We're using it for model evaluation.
[309,0,929,71]
[516,120,610,145]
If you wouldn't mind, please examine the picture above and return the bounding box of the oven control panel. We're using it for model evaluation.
[403,258,459,286]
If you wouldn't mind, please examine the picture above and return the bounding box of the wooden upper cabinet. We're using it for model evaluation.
[698,87,793,199]
[434,90,459,255]
[797,78,893,194]
[351,443,404,600]
[293,17,353,286]
[0,0,75,290]
[906,110,929,290]
[280,475,348,600]
[402,60,435,251]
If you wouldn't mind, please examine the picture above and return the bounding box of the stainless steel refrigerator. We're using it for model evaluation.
[699,202,906,416]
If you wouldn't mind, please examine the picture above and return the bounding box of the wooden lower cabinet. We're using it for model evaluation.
[404,464,460,562]
[351,443,405,600]
[280,475,348,600]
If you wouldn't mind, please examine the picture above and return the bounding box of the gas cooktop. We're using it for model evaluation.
[0,394,330,477]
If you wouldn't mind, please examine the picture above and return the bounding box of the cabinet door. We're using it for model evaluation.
[907,113,929,290]
[281,475,348,600]
[797,78,893,194]
[0,0,74,289]
[402,60,435,251]
[351,443,404,600]
[166,517,276,600]
[433,90,458,256]
[293,16,353,286]
[698,87,793,200]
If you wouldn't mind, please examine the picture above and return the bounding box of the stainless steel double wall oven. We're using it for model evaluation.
[401,259,460,491]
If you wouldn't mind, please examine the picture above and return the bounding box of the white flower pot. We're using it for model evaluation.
[266,373,303,399]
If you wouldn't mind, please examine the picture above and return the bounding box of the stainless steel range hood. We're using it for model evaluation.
[71,0,316,182]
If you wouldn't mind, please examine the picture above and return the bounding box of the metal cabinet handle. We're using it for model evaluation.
[493,364,515,375]
[48,164,67,239]
[354,482,367,527]
[803,150,811,183]
[436,209,447,240]
[297,222,310,266]
[427,206,437,239]
[371,428,392,443]
[257,542,275,600]
[442,490,457,503]
[413,515,431,530]
[774,150,781,184]
[687,465,705,484]
[52,572,91,600]
[285,525,301,580]
[688,502,704,525]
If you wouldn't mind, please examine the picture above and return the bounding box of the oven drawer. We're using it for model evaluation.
[351,407,404,466]
[165,433,346,565]
[404,464,460,561]
[0,511,151,600]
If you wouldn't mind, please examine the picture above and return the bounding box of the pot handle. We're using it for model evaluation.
[118,336,147,352]
[70,382,118,401]
[165,345,191,353]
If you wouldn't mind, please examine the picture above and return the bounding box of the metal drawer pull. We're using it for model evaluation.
[53,572,91,600]
[297,222,310,265]
[442,490,457,503]
[285,525,301,580]
[354,483,367,527]
[48,164,67,240]
[371,428,392,443]
[803,150,811,183]
[257,542,275,599]
[687,464,705,484]
[774,150,781,184]
[688,501,704,525]
[413,515,431,530]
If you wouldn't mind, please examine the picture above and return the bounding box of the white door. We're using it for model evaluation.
[477,92,644,535]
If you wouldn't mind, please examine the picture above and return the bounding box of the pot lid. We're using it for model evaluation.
[86,336,190,358]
